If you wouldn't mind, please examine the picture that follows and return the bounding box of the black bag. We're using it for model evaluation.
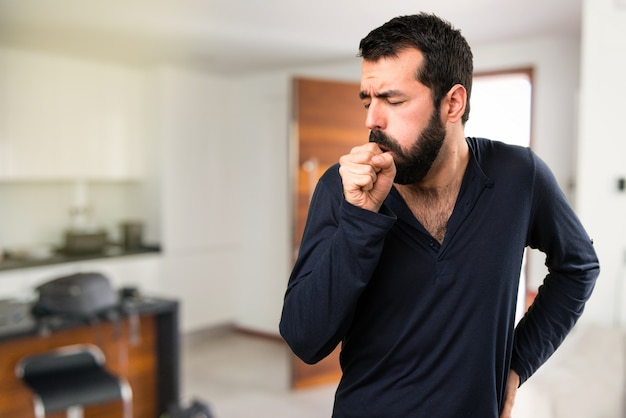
[34,272,119,317]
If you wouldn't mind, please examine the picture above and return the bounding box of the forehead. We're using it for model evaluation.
[360,48,424,92]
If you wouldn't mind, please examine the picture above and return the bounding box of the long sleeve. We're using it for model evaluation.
[511,153,600,384]
[279,164,396,364]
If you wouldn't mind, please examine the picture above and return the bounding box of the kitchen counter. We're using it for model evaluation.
[0,244,161,272]
[0,296,180,417]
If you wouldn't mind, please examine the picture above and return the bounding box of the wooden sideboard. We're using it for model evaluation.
[0,298,179,418]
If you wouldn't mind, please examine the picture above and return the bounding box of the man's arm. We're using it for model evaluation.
[279,167,395,363]
[500,370,520,418]
[511,153,600,383]
[279,143,396,364]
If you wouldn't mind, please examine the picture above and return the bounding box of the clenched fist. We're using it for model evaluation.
[339,142,396,212]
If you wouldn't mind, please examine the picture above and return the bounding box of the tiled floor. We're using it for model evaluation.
[181,328,337,418]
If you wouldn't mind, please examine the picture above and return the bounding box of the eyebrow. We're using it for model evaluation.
[359,89,405,100]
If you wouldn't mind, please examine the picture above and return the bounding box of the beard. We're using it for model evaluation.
[369,108,446,185]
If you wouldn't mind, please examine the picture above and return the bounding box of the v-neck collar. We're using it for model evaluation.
[386,138,494,254]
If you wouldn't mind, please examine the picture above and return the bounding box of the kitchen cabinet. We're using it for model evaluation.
[0,49,145,180]
[0,297,179,418]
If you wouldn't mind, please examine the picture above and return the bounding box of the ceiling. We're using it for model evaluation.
[0,0,582,75]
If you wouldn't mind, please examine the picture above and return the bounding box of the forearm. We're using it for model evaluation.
[512,245,599,383]
[512,153,600,383]
[280,201,395,364]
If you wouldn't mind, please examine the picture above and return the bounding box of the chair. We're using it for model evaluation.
[15,344,133,418]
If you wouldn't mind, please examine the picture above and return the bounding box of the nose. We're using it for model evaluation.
[365,100,386,131]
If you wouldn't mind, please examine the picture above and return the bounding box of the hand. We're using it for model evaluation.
[338,142,396,212]
[500,369,520,418]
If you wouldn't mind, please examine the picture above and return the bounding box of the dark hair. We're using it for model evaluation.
[358,13,473,124]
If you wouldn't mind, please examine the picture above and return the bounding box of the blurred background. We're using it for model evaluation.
[0,0,624,417]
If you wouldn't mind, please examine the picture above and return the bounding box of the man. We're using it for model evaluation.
[279,13,599,418]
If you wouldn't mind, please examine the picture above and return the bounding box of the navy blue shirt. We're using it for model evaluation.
[280,137,599,417]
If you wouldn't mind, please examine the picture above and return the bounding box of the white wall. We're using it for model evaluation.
[576,0,626,325]
[149,67,241,332]
[232,61,360,334]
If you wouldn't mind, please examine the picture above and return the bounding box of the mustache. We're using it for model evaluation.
[368,130,402,155]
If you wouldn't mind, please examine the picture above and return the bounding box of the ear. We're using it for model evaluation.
[443,84,467,124]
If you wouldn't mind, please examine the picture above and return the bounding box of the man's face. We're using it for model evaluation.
[360,48,447,184]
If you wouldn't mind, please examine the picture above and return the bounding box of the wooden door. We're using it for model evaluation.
[290,77,368,388]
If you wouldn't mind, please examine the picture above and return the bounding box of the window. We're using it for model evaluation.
[465,70,532,148]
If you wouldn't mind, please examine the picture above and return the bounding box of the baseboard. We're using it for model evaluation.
[234,325,283,342]
[181,322,236,345]
[181,323,284,345]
